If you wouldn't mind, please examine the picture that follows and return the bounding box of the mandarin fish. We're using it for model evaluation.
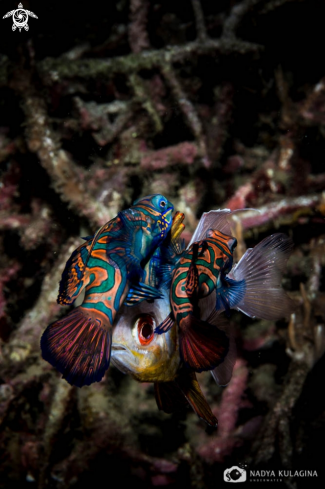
[111,212,236,428]
[41,194,174,388]
[155,209,294,372]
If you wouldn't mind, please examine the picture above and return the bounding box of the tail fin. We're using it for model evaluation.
[41,307,111,387]
[179,315,229,372]
[228,233,294,320]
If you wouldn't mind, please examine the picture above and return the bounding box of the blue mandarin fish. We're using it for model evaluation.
[41,194,174,388]
[155,209,294,372]
[111,212,236,427]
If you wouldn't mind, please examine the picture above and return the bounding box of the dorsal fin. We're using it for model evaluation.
[58,223,108,305]
[58,240,92,305]
[188,209,259,248]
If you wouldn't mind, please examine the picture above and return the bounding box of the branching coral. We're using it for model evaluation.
[0,0,324,487]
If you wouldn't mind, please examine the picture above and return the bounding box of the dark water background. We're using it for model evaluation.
[0,1,325,488]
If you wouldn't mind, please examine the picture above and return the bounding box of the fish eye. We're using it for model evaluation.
[136,314,156,345]
[160,200,166,208]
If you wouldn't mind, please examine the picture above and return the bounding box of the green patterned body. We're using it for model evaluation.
[41,194,174,387]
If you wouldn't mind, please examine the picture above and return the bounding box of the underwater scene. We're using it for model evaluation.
[0,1,325,488]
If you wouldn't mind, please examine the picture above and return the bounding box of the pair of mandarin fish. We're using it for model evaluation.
[41,194,294,427]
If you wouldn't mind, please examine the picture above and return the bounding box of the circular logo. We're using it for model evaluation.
[13,9,28,29]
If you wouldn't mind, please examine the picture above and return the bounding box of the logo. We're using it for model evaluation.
[3,3,38,32]
[224,466,247,483]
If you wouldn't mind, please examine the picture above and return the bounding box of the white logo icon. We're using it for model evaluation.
[224,466,247,483]
[3,3,38,32]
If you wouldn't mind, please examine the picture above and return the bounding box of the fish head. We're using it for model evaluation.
[111,292,180,382]
[132,194,174,240]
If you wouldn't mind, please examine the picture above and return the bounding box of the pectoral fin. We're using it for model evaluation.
[176,371,218,427]
[124,282,163,305]
[155,313,174,334]
[178,314,229,371]
[215,277,246,316]
[154,381,189,414]
[41,306,111,387]
[154,371,218,427]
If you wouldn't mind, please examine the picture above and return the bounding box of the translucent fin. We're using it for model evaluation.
[215,278,246,313]
[208,311,237,386]
[175,371,218,427]
[179,315,229,372]
[124,282,163,305]
[188,209,233,248]
[199,292,237,386]
[41,307,111,387]
[188,208,259,248]
[155,313,174,334]
[228,233,294,320]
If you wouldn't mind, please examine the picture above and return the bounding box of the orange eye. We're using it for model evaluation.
[137,314,155,345]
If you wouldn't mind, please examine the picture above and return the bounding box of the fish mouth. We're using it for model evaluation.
[111,343,136,374]
[111,344,128,352]
[164,207,173,221]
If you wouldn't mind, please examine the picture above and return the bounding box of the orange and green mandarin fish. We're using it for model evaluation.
[112,211,230,428]
[41,194,174,388]
[156,209,294,372]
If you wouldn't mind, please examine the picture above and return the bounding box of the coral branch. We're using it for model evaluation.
[251,358,309,467]
[38,382,74,488]
[222,0,263,39]
[250,247,325,468]
[15,75,113,227]
[74,96,133,146]
[191,0,208,41]
[38,38,262,84]
[23,106,106,225]
[141,142,198,170]
[0,214,31,231]
[198,359,249,462]
[1,238,81,372]
[208,83,235,164]
[129,73,163,133]
[231,194,322,234]
[128,0,150,54]
[0,1,324,484]
[161,64,210,168]
[0,263,20,321]
[222,0,298,39]
[299,76,325,125]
